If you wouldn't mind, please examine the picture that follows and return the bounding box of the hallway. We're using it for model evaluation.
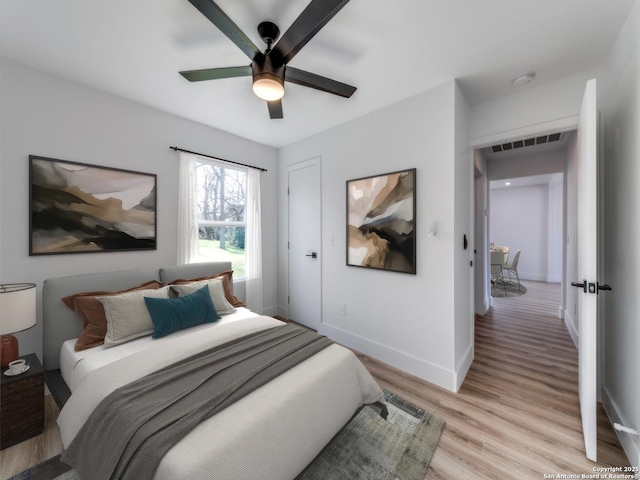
[360,280,630,478]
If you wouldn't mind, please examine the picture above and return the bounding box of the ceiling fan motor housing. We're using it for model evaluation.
[252,53,285,84]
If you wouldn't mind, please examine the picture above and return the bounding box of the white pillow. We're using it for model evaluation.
[171,278,236,315]
[98,286,171,348]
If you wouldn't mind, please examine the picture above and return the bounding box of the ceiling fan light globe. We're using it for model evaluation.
[252,74,284,101]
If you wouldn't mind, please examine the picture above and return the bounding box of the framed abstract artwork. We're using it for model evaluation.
[29,155,157,255]
[346,168,416,274]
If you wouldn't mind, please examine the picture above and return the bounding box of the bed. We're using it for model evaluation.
[42,262,385,480]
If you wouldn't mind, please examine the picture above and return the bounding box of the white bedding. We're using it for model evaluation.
[58,315,385,480]
[60,307,259,392]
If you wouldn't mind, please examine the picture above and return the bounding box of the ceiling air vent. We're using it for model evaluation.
[489,132,563,153]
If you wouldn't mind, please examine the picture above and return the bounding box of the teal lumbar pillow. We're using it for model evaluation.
[144,284,220,339]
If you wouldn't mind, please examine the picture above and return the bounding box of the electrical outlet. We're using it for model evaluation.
[339,304,346,316]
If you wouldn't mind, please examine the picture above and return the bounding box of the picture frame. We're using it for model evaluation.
[29,155,157,255]
[346,168,416,274]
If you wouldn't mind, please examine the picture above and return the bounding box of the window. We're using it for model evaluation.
[195,159,247,278]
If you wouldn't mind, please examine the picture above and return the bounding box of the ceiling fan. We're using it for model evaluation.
[179,0,357,119]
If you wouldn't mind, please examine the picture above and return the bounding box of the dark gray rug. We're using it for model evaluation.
[9,391,444,480]
[491,280,527,298]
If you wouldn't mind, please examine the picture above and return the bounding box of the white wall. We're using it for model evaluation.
[564,131,579,346]
[453,82,473,390]
[487,147,566,284]
[0,60,279,359]
[600,0,640,465]
[473,150,490,314]
[547,174,564,283]
[470,69,601,146]
[488,149,567,181]
[278,81,470,391]
[490,185,551,281]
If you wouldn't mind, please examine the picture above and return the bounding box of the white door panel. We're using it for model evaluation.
[288,161,321,330]
[576,78,598,462]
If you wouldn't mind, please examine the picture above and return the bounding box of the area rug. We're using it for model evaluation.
[9,390,444,480]
[297,390,445,479]
[491,280,527,298]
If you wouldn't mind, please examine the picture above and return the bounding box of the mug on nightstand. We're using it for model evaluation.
[7,359,26,374]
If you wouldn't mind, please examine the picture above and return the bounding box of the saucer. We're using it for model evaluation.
[4,365,30,376]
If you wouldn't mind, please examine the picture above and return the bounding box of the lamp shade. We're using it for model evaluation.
[0,283,36,335]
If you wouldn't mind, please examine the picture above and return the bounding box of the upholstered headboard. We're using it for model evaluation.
[42,262,232,372]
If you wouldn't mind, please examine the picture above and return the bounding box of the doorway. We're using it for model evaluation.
[474,130,576,320]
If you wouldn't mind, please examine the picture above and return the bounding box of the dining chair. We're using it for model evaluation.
[504,249,522,291]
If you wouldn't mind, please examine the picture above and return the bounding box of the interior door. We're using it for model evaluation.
[288,160,321,330]
[575,78,599,461]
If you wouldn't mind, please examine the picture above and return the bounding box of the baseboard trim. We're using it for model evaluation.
[563,309,578,348]
[519,273,548,282]
[277,305,288,319]
[602,386,640,467]
[320,323,456,392]
[454,343,474,392]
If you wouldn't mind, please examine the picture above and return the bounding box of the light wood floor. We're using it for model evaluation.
[0,281,630,479]
[357,280,630,478]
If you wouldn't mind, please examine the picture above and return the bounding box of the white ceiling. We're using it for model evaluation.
[0,0,635,148]
[490,173,562,190]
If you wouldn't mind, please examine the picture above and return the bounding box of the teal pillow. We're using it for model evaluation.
[144,285,220,339]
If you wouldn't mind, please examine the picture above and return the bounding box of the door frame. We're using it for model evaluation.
[285,156,322,328]
[469,108,604,460]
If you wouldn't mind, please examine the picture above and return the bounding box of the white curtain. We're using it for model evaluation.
[245,168,263,313]
[177,152,199,265]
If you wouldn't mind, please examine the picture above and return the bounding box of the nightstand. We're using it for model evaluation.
[1,353,44,449]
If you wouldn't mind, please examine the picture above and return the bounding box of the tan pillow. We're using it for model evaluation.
[62,280,163,351]
[171,277,236,315]
[99,286,172,348]
[170,270,246,307]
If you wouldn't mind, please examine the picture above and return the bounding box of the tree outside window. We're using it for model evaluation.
[195,160,247,278]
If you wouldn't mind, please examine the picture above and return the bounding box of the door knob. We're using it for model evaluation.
[305,252,317,259]
[597,282,612,293]
[571,280,587,293]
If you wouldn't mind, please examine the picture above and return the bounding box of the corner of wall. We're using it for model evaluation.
[322,323,459,392]
[602,387,640,468]
[454,343,474,392]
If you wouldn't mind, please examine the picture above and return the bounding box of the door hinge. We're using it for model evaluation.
[288,295,290,304]
[288,241,290,249]
[287,187,290,195]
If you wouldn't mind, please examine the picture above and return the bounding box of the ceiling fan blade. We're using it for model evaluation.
[272,0,351,64]
[286,67,356,98]
[180,65,252,82]
[187,0,260,60]
[267,100,283,119]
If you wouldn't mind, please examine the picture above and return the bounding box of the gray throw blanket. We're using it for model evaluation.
[61,323,333,480]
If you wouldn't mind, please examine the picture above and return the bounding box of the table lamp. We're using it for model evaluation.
[0,283,36,368]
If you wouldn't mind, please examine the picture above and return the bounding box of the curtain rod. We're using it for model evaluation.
[169,146,267,172]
